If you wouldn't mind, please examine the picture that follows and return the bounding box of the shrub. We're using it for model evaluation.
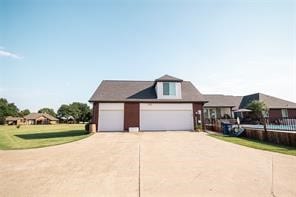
[195,124,203,132]
[85,123,90,132]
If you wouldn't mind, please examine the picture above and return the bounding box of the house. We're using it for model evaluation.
[204,93,296,122]
[24,113,58,125]
[89,75,207,131]
[239,93,296,122]
[203,94,242,120]
[58,116,75,124]
[5,116,24,125]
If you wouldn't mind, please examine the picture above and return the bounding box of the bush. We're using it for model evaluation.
[85,123,90,132]
[195,124,203,132]
[0,117,5,125]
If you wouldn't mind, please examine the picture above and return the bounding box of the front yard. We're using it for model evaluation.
[0,124,91,150]
[208,133,296,156]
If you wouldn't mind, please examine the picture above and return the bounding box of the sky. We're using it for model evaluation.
[0,0,295,112]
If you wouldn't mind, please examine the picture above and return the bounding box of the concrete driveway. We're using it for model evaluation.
[0,132,295,197]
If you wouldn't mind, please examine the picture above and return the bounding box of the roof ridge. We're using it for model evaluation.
[101,79,194,82]
[155,74,183,82]
[103,80,154,82]
[259,93,296,104]
[204,94,240,97]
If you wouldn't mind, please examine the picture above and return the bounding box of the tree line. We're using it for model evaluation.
[0,98,91,125]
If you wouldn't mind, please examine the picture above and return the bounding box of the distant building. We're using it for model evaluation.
[58,116,75,124]
[5,116,24,125]
[24,113,58,125]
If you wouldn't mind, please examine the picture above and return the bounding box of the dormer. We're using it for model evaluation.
[154,75,183,99]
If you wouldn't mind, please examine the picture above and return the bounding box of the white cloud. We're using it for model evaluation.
[0,49,22,59]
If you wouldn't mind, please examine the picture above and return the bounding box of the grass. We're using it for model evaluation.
[0,124,91,150]
[208,133,296,156]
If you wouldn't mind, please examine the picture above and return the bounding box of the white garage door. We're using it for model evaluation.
[140,103,193,131]
[98,103,124,131]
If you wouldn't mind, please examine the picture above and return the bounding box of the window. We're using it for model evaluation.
[281,109,288,118]
[216,108,221,119]
[209,108,217,119]
[203,109,209,119]
[163,82,176,96]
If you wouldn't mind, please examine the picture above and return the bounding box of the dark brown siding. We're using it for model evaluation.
[288,109,296,118]
[192,103,205,130]
[269,109,282,121]
[124,103,140,131]
[92,102,99,130]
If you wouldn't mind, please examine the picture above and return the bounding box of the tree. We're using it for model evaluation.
[38,108,56,117]
[57,104,72,118]
[57,102,91,123]
[247,100,268,133]
[247,101,268,121]
[69,102,91,122]
[19,109,30,117]
[0,98,19,124]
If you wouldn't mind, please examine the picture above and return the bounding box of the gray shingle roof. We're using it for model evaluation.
[24,113,58,121]
[204,93,296,109]
[240,93,296,109]
[5,116,23,121]
[155,74,183,82]
[204,94,242,109]
[89,80,206,102]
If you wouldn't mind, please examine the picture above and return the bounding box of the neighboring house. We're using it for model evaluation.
[66,116,75,124]
[89,75,207,131]
[204,93,296,122]
[239,93,296,121]
[59,116,75,124]
[203,95,242,120]
[5,116,24,125]
[24,113,58,125]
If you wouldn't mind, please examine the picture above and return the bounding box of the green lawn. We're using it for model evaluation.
[0,124,91,150]
[208,133,296,156]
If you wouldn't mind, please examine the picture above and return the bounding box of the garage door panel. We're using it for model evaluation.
[98,103,124,131]
[140,104,193,131]
[140,103,192,110]
[100,103,124,110]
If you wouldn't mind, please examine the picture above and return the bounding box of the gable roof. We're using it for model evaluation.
[240,93,296,109]
[89,80,206,103]
[204,94,242,109]
[155,74,183,82]
[5,116,23,121]
[204,93,296,110]
[24,113,58,121]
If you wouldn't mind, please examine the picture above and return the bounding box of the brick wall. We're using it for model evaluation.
[92,102,99,128]
[269,109,282,121]
[288,109,296,118]
[124,103,140,131]
[192,103,205,130]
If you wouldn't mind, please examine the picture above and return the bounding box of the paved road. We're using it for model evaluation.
[0,132,295,197]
